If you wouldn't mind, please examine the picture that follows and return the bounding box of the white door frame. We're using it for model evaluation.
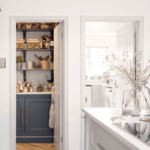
[10,16,69,150]
[80,16,144,150]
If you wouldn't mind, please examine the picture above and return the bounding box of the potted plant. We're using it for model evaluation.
[37,81,43,92]
[16,55,24,70]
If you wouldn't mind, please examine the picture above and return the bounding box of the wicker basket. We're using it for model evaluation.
[40,23,44,29]
[40,61,50,69]
[16,23,21,29]
[32,23,38,29]
[43,23,49,29]
[26,23,32,29]
[26,39,40,49]
[16,39,25,49]
[21,23,26,29]
[35,55,52,69]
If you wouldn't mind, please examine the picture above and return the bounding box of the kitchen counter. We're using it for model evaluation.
[16,91,52,95]
[83,108,150,150]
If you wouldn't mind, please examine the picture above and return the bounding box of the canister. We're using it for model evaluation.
[29,87,34,92]
[26,82,32,87]
[27,61,33,69]
[23,87,28,92]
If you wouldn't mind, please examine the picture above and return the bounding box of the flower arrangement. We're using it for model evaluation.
[105,51,150,115]
[105,51,150,84]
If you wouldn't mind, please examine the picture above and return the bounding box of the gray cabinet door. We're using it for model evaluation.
[16,95,25,136]
[24,95,53,136]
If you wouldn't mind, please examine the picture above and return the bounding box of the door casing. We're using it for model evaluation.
[80,16,144,150]
[10,16,69,150]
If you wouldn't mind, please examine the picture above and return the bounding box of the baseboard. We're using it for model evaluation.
[16,137,54,143]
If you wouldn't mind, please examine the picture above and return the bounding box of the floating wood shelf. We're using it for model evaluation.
[17,29,53,32]
[16,49,54,51]
[17,69,53,71]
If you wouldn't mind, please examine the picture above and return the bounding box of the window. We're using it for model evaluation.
[85,46,109,76]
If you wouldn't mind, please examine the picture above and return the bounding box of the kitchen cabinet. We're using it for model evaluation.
[16,96,24,135]
[16,95,53,143]
[83,108,139,150]
[87,120,129,150]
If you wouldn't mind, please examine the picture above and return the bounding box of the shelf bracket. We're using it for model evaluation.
[23,50,26,62]
[23,70,26,82]
[23,30,26,43]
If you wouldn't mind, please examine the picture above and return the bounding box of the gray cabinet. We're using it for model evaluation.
[16,95,53,143]
[16,96,24,135]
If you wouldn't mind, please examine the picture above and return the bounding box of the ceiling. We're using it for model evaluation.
[86,22,131,36]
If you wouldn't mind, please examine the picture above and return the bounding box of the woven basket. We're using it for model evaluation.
[16,39,25,49]
[35,55,52,69]
[26,39,40,49]
[35,54,52,69]
[26,23,32,29]
[40,61,50,69]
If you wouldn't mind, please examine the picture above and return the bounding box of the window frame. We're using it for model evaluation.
[85,46,110,75]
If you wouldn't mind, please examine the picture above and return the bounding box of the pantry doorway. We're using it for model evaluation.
[10,16,68,150]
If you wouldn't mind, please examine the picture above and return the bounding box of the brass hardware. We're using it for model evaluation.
[22,106,23,125]
[26,107,28,125]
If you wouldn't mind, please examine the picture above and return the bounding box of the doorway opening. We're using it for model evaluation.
[10,17,68,150]
[85,21,139,108]
[80,16,143,150]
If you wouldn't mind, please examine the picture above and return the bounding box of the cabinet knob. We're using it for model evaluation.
[97,143,106,150]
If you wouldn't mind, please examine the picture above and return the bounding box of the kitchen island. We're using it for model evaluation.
[83,108,150,150]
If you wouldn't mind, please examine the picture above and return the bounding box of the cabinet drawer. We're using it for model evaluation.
[90,121,133,150]
[91,131,112,150]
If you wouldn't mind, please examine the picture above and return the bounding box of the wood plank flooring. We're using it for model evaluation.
[16,143,56,150]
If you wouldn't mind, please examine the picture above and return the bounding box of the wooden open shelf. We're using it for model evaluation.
[17,69,53,71]
[16,49,53,51]
[17,29,53,32]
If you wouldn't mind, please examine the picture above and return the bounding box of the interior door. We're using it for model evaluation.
[116,23,136,108]
[54,23,63,150]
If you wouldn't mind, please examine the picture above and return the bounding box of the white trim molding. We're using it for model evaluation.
[80,16,144,150]
[9,16,69,150]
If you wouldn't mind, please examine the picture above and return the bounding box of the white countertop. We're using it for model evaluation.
[16,91,52,95]
[83,108,150,150]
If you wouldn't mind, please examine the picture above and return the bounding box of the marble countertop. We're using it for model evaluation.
[83,108,150,150]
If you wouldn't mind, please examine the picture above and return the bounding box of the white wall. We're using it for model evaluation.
[0,1,150,150]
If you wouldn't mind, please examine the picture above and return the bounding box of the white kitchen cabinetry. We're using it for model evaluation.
[86,118,131,150]
[84,109,140,150]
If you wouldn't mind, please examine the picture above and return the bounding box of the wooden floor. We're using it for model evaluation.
[16,143,56,150]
